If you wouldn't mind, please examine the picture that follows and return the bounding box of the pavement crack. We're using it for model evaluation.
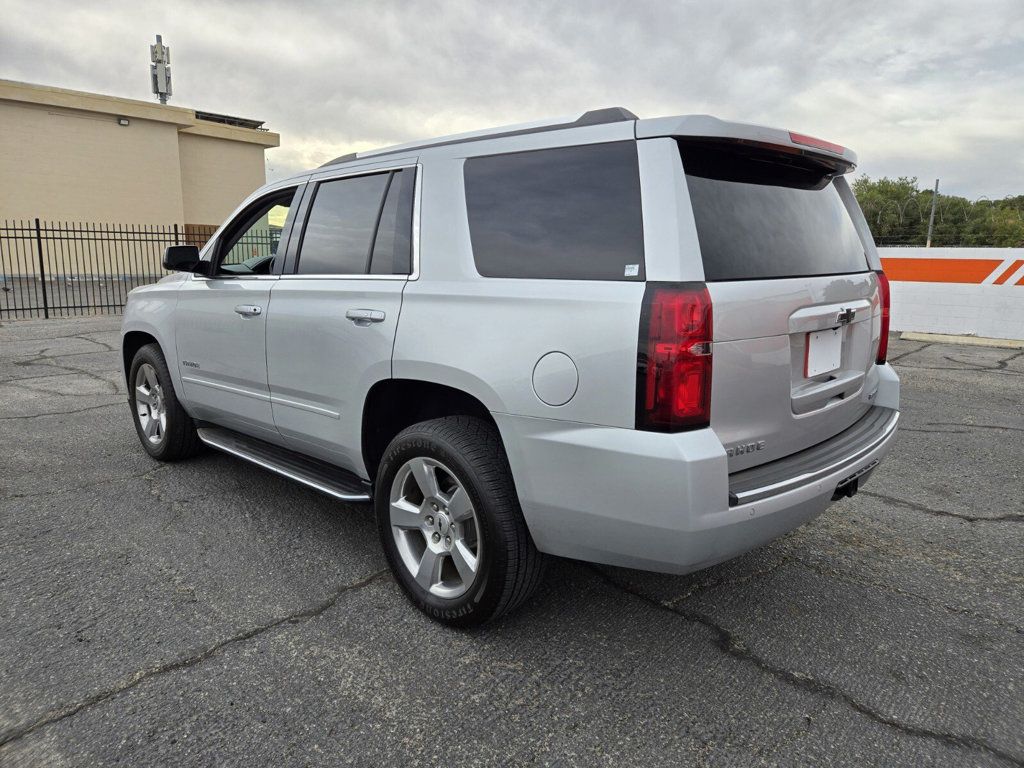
[70,334,118,352]
[943,354,1023,373]
[926,422,1024,434]
[1,367,120,396]
[787,555,1024,636]
[662,559,790,608]
[888,343,933,362]
[894,363,1022,376]
[4,472,153,500]
[589,566,1023,766]
[3,367,101,383]
[0,401,124,420]
[58,366,121,394]
[0,569,391,750]
[898,427,969,434]
[862,490,1024,523]
[11,347,116,366]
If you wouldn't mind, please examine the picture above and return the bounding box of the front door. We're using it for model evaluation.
[266,165,416,476]
[175,185,302,440]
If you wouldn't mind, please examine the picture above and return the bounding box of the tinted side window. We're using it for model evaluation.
[297,173,389,274]
[218,188,298,275]
[464,142,645,280]
[369,168,415,275]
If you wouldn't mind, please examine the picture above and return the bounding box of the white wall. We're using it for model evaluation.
[880,247,1024,340]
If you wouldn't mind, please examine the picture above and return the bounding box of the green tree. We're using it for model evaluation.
[852,176,1024,247]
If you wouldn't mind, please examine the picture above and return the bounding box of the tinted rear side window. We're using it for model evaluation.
[297,173,389,274]
[369,168,415,275]
[464,142,644,280]
[680,141,868,281]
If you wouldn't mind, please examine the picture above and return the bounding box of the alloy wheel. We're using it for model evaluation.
[134,363,167,445]
[389,457,482,598]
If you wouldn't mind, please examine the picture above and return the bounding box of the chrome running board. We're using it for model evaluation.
[196,426,371,502]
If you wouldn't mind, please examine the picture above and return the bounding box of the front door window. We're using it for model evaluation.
[218,191,298,276]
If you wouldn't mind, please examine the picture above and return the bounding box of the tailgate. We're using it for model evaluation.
[676,137,883,472]
[710,273,879,471]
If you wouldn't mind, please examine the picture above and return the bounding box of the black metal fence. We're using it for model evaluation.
[0,220,277,320]
[0,220,179,320]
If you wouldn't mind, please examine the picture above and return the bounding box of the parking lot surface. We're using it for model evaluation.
[1,315,1021,767]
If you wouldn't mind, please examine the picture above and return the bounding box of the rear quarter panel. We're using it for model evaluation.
[393,136,644,428]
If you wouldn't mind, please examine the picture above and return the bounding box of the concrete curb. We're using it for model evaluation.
[900,331,1024,349]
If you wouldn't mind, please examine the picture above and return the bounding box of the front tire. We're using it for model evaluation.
[128,343,202,462]
[374,416,546,627]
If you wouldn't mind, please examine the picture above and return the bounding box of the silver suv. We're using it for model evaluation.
[122,108,900,626]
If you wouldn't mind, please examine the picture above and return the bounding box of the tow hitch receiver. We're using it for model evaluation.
[832,460,879,501]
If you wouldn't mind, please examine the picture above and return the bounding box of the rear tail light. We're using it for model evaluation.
[875,270,891,364]
[636,283,713,432]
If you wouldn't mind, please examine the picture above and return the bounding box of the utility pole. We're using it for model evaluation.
[925,178,939,248]
[150,35,172,105]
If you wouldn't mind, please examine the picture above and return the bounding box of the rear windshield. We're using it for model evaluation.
[680,141,868,281]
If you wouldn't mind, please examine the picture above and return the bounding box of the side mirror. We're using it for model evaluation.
[163,245,205,274]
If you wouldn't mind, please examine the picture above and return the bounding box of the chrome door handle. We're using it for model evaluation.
[346,308,386,325]
[234,304,263,317]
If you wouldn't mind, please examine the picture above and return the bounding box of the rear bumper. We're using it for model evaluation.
[495,401,899,575]
[728,406,898,506]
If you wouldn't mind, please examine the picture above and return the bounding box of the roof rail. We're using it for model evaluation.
[319,107,637,168]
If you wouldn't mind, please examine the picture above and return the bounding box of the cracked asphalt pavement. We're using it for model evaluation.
[1,316,1021,767]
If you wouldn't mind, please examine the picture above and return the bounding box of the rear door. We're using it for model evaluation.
[265,164,416,476]
[676,139,883,471]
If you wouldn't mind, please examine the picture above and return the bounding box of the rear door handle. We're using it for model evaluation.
[234,304,263,317]
[346,308,386,325]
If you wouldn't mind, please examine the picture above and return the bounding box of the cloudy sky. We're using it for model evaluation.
[2,0,1022,198]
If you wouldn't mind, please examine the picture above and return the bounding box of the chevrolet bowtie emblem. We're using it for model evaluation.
[837,308,856,325]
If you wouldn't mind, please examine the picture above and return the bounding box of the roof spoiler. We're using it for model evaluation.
[319,107,638,168]
[636,115,857,169]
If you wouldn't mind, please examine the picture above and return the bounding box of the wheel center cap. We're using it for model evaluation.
[436,512,451,535]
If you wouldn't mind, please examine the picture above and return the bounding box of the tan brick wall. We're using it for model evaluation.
[178,132,267,227]
[0,100,186,223]
[0,80,280,278]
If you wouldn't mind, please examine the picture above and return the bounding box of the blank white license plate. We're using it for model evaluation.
[806,329,843,377]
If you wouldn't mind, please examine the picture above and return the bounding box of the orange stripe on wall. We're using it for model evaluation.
[880,257,1003,284]
[993,259,1024,285]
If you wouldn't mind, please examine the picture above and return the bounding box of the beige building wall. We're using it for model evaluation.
[178,132,267,226]
[0,99,186,223]
[0,80,279,228]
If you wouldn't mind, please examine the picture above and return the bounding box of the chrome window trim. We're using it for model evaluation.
[282,162,421,282]
[189,274,280,282]
[311,159,418,183]
[278,273,409,281]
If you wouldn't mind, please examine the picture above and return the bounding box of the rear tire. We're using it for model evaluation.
[374,416,546,627]
[128,343,202,462]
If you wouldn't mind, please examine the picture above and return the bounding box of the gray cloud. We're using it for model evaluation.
[2,0,1022,198]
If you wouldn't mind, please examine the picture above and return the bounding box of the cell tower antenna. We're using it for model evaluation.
[150,34,172,105]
